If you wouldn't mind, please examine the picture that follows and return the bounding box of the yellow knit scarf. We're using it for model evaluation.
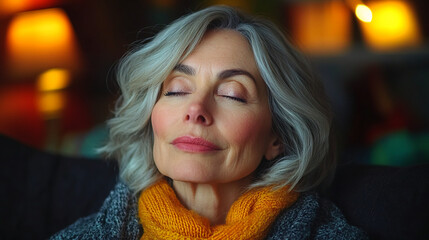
[138,179,299,240]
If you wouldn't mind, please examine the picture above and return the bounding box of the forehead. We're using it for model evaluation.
[183,29,259,72]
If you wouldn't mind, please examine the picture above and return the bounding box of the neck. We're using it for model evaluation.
[172,177,252,225]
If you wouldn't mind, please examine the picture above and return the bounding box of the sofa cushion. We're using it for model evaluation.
[0,134,118,239]
[329,163,429,240]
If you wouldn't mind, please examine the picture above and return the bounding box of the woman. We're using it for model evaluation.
[52,6,367,239]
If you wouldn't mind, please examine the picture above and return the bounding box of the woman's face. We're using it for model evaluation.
[151,30,281,184]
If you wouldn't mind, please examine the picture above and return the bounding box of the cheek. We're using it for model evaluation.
[151,103,174,175]
[225,112,272,146]
[151,103,172,137]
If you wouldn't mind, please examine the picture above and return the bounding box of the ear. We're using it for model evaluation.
[264,135,283,161]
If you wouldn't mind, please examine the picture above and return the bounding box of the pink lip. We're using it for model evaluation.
[172,136,221,152]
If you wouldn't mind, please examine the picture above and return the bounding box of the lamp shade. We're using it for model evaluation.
[6,8,81,79]
[288,1,352,54]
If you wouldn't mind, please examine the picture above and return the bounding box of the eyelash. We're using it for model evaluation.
[222,95,247,103]
[164,91,188,96]
[164,91,246,103]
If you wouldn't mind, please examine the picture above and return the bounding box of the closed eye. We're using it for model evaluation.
[222,95,247,103]
[164,91,189,96]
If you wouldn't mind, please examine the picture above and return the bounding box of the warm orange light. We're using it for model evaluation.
[0,0,57,15]
[6,8,81,78]
[0,0,27,14]
[37,91,65,118]
[355,4,372,23]
[37,68,71,91]
[359,1,421,50]
[289,1,351,54]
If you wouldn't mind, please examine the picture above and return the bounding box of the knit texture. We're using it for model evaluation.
[138,179,299,239]
[50,182,142,239]
[50,182,368,240]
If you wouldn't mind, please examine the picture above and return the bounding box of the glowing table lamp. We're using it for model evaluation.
[6,8,82,119]
[6,8,81,80]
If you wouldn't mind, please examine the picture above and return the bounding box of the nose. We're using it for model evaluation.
[185,100,213,125]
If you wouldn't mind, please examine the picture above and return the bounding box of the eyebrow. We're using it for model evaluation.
[173,64,195,76]
[173,63,256,83]
[218,69,256,83]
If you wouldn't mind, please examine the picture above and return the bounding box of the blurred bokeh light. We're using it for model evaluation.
[358,1,422,50]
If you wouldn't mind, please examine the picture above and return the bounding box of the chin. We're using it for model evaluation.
[160,161,218,183]
[169,169,215,184]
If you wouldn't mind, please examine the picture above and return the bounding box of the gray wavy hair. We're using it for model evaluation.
[100,5,335,194]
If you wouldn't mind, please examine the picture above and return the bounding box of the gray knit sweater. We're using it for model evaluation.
[50,182,368,239]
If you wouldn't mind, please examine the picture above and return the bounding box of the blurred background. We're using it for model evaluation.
[0,0,428,166]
